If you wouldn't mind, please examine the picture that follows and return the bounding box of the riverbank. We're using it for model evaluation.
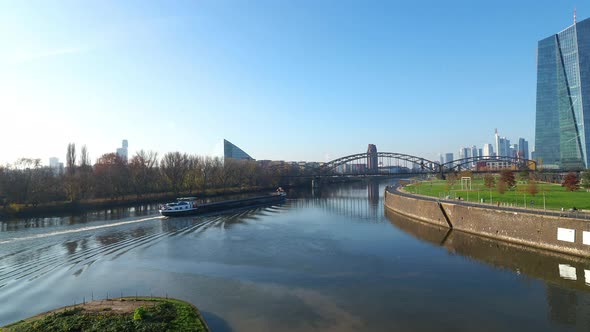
[1,297,210,332]
[384,185,590,257]
[0,185,291,219]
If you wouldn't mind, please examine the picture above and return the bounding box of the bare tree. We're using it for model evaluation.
[130,150,159,197]
[80,145,90,168]
[161,152,190,196]
[66,143,76,175]
[94,153,129,199]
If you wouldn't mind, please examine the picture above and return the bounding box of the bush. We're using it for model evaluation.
[562,172,580,192]
[134,306,146,321]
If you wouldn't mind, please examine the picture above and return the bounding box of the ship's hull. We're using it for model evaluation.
[160,194,286,217]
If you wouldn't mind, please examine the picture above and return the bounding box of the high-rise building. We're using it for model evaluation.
[49,157,59,168]
[518,138,529,160]
[367,144,378,173]
[48,157,64,175]
[459,147,471,160]
[445,153,454,165]
[494,129,510,158]
[535,15,590,169]
[482,144,494,159]
[510,144,518,158]
[224,139,254,160]
[116,139,128,162]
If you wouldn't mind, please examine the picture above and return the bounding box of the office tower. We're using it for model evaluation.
[535,15,590,169]
[224,139,254,160]
[445,153,454,165]
[518,138,529,160]
[494,129,510,158]
[482,144,494,159]
[367,144,378,173]
[459,147,471,160]
[116,139,128,162]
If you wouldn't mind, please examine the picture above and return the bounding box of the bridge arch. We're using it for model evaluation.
[321,152,438,174]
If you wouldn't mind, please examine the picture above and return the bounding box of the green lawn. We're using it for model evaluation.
[404,177,590,211]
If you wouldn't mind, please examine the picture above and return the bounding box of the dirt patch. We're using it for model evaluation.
[3,297,176,330]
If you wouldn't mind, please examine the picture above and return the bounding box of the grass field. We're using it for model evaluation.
[404,177,590,211]
[2,297,208,332]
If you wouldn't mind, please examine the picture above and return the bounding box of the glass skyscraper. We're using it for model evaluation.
[223,139,254,160]
[535,17,590,170]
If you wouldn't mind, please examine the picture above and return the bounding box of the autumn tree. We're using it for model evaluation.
[496,178,507,194]
[527,178,539,196]
[580,169,590,192]
[500,169,516,189]
[562,172,580,192]
[446,172,458,190]
[483,174,495,189]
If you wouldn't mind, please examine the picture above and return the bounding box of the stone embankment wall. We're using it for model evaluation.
[384,188,590,257]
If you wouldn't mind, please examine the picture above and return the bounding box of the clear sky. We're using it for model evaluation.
[1,0,587,165]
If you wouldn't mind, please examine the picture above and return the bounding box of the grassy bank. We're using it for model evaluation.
[2,297,209,332]
[404,178,590,211]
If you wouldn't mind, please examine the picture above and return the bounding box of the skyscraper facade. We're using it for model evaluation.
[518,138,529,160]
[494,129,510,158]
[445,153,454,165]
[535,16,590,169]
[116,139,128,162]
[482,144,494,159]
[367,144,378,173]
[223,139,254,160]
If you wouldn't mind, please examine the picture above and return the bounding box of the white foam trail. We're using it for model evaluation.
[0,216,164,244]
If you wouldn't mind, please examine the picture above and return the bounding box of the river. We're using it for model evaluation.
[1,179,589,331]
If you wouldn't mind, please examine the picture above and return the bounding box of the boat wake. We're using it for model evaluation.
[0,216,165,244]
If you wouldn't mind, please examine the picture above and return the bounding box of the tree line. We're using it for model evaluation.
[0,144,305,207]
[445,169,590,195]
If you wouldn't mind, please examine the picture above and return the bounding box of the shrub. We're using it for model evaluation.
[133,306,146,321]
[562,172,580,192]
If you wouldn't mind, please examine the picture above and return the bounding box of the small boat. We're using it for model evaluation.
[159,189,287,217]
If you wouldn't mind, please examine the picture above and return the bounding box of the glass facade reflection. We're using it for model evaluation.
[535,18,590,169]
[223,139,254,160]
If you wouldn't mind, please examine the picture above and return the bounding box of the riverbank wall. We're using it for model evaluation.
[384,187,590,257]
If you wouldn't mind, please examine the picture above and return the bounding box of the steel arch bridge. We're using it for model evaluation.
[321,152,438,174]
[319,153,537,176]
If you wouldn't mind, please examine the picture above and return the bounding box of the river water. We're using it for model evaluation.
[1,180,589,331]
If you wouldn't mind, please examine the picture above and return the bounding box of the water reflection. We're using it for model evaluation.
[385,208,590,328]
[0,203,161,232]
[3,179,590,331]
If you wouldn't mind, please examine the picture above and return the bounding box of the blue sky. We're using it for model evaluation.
[1,1,587,165]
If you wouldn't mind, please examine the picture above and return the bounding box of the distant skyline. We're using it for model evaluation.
[1,1,587,165]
